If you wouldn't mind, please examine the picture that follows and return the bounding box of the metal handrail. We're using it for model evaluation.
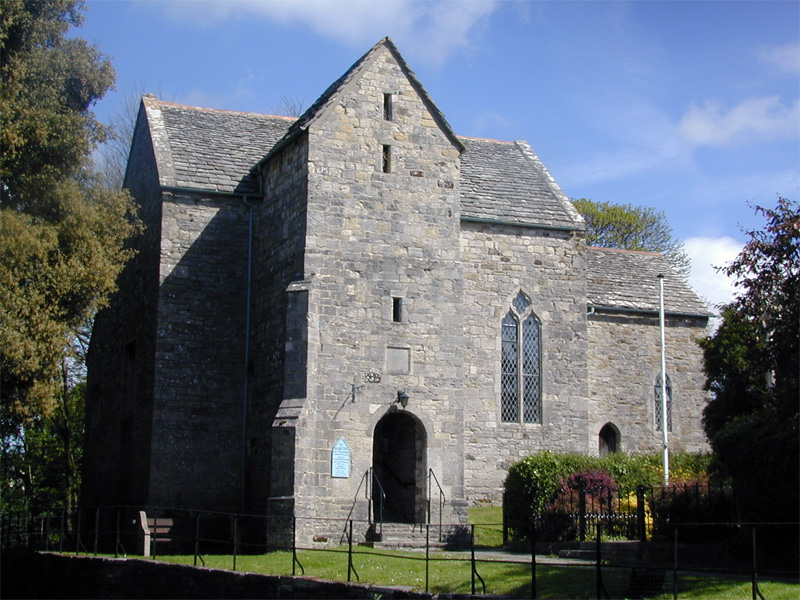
[370,468,386,538]
[340,470,370,544]
[427,469,445,542]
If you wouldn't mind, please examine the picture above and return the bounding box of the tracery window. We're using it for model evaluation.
[654,374,672,432]
[501,291,541,423]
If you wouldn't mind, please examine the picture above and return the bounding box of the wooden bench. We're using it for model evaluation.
[138,511,174,556]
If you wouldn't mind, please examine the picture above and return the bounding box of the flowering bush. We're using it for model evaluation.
[503,451,713,542]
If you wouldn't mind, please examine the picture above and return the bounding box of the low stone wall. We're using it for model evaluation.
[0,552,435,599]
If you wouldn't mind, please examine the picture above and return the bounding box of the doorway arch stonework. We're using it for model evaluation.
[371,410,427,523]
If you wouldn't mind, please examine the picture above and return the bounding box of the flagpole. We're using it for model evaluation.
[658,274,669,484]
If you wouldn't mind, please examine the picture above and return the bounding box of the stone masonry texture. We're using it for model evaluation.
[83,39,712,543]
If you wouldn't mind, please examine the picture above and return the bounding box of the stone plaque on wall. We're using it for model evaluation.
[386,346,410,373]
[331,437,350,478]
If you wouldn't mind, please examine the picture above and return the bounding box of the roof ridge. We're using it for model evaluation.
[459,135,514,144]
[144,97,297,121]
[587,246,663,257]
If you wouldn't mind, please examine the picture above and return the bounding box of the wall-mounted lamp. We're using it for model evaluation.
[395,390,409,409]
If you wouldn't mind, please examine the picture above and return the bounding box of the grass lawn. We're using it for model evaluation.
[155,547,799,599]
[147,505,800,598]
[467,504,505,548]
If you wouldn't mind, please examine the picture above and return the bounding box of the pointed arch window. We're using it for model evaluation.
[501,291,541,423]
[654,374,672,432]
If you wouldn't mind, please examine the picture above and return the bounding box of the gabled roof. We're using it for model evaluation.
[136,97,584,229]
[459,137,584,230]
[258,37,464,167]
[132,39,584,230]
[586,247,712,317]
[141,96,293,195]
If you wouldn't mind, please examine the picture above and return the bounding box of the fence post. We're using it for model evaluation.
[194,513,201,567]
[232,516,239,572]
[94,508,100,556]
[60,510,65,553]
[502,492,508,546]
[425,522,430,593]
[751,526,759,600]
[471,524,476,595]
[530,515,537,600]
[115,510,120,558]
[265,512,270,553]
[152,510,158,559]
[292,516,297,576]
[75,509,82,555]
[579,486,587,543]
[636,485,646,543]
[595,521,602,600]
[347,520,354,583]
[673,527,679,600]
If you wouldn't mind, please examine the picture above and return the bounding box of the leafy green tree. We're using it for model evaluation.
[573,198,691,278]
[1,0,141,512]
[700,197,799,521]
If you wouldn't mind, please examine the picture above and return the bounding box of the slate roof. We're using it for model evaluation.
[137,100,709,317]
[144,97,293,195]
[459,137,584,230]
[585,247,712,317]
[141,98,583,229]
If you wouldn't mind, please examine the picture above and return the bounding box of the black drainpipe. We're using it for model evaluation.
[241,195,255,514]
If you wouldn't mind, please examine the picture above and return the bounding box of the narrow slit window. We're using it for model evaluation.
[392,297,403,322]
[382,145,392,173]
[383,93,393,121]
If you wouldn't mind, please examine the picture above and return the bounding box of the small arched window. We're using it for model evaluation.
[599,423,619,456]
[654,374,673,432]
[501,291,541,423]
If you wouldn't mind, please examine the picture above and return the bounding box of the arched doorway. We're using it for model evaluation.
[599,423,619,457]
[372,411,426,523]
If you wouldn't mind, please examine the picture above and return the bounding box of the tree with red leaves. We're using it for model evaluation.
[701,197,799,521]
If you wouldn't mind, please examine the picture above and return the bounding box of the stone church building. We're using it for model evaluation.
[83,38,711,538]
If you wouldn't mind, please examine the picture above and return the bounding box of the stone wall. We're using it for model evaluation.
[1,553,431,599]
[83,106,162,508]
[274,46,469,537]
[459,223,590,503]
[587,311,710,454]
[250,134,309,511]
[146,191,250,511]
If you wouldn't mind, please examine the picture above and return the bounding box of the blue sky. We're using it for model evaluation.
[78,0,799,309]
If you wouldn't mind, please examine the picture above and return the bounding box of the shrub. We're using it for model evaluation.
[564,469,617,497]
[596,453,663,490]
[503,451,714,542]
[504,451,592,515]
[650,479,735,542]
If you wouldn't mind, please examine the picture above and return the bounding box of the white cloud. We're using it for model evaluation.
[684,236,743,312]
[678,96,800,147]
[756,42,800,75]
[153,0,498,65]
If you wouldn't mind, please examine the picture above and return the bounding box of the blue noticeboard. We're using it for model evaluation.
[331,438,351,478]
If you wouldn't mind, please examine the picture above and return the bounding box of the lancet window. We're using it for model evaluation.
[501,291,542,424]
[654,373,673,432]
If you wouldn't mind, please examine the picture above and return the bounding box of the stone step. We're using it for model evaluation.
[557,543,642,562]
[361,523,470,549]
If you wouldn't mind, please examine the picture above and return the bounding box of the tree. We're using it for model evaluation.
[1,0,141,512]
[573,198,691,278]
[700,197,799,521]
